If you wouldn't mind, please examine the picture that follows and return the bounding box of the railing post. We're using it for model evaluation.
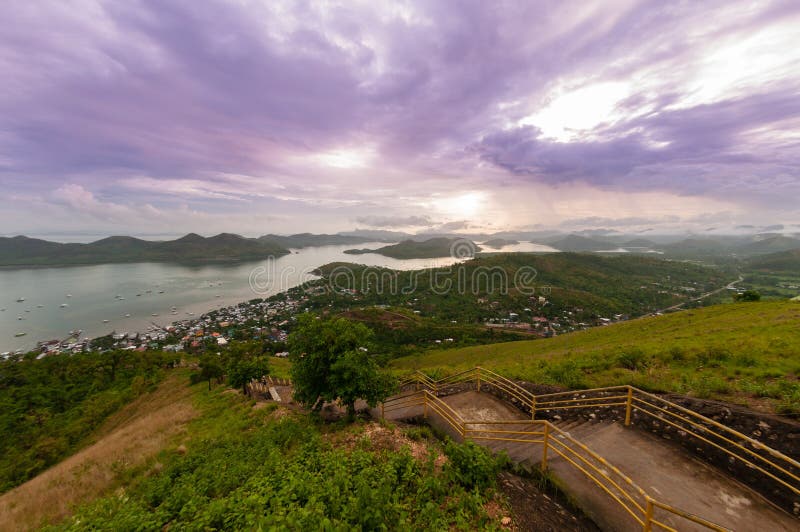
[531,396,536,420]
[476,371,481,392]
[541,423,550,471]
[643,497,654,532]
[423,391,428,419]
[380,402,385,420]
[625,386,633,426]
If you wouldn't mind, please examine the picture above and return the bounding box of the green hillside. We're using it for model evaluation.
[392,301,800,414]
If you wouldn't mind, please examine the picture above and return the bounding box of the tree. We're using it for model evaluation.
[198,356,224,390]
[734,290,761,302]
[288,315,396,418]
[227,356,270,394]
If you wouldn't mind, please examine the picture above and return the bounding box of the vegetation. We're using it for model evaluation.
[392,300,800,414]
[0,349,174,493]
[51,382,511,530]
[309,253,731,325]
[288,315,395,417]
[734,290,761,302]
[345,237,481,259]
[0,233,289,266]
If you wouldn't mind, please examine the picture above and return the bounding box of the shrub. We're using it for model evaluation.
[443,440,507,491]
[545,360,586,389]
[617,348,649,371]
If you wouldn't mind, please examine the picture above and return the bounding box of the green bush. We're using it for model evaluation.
[617,348,649,371]
[443,440,507,491]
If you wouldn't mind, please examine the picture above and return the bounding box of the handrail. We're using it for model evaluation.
[397,366,799,525]
[380,386,730,531]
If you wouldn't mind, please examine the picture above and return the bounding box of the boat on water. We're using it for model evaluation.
[14,332,26,337]
[103,319,109,323]
[17,316,23,320]
[152,313,159,316]
[36,304,43,308]
[60,303,68,308]
[124,313,131,317]
[16,297,25,302]
[66,294,72,298]
[158,290,165,294]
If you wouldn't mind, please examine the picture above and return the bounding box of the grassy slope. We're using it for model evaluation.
[0,371,198,530]
[49,378,512,531]
[392,301,800,413]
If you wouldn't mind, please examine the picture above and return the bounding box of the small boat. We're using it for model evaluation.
[0,308,5,311]
[66,294,72,298]
[152,313,159,317]
[158,290,165,294]
[17,316,23,320]
[119,297,125,301]
[60,303,68,308]
[124,313,131,317]
[16,297,25,302]
[103,319,109,323]
[215,294,221,298]
[36,304,44,308]
[14,332,26,337]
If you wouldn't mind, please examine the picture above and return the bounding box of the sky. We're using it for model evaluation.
[2,0,800,239]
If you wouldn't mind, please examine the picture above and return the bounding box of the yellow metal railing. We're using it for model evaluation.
[401,368,800,504]
[381,387,731,531]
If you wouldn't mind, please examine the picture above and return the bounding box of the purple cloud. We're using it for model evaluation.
[1,0,799,235]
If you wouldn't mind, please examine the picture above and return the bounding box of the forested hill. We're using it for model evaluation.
[308,252,730,323]
[0,233,290,266]
[344,237,481,258]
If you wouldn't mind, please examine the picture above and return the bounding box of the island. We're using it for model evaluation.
[344,237,481,259]
[482,238,519,249]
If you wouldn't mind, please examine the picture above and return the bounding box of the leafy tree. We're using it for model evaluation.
[288,315,396,418]
[227,356,270,394]
[198,356,224,390]
[734,290,761,302]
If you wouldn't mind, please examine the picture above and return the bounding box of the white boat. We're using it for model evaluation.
[124,313,131,317]
[14,332,26,337]
[36,304,43,308]
[17,316,23,320]
[60,303,68,308]
[66,294,72,298]
[103,319,109,323]
[16,297,25,302]
[152,313,159,317]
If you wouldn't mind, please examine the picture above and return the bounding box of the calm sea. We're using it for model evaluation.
[0,243,477,352]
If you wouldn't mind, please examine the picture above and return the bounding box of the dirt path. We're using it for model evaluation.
[0,372,198,530]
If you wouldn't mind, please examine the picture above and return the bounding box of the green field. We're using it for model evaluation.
[391,301,800,414]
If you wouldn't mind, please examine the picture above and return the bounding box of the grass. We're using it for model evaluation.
[47,378,512,530]
[0,370,198,530]
[391,301,800,414]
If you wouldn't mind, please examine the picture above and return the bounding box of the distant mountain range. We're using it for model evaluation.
[3,230,799,267]
[0,234,290,266]
[543,233,800,258]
